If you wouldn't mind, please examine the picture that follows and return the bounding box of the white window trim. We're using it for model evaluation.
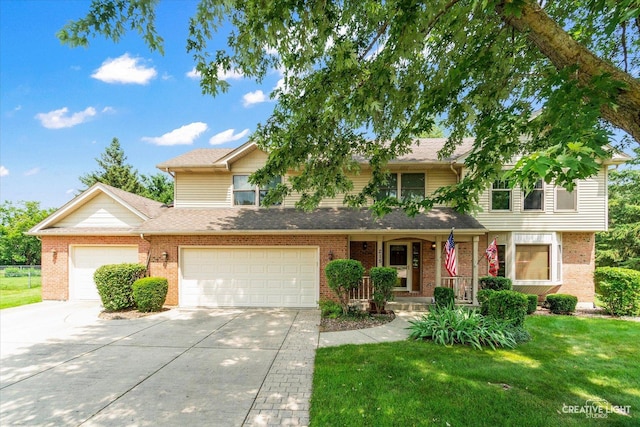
[510,232,561,285]
[232,175,281,207]
[521,180,545,212]
[490,181,512,212]
[554,184,578,212]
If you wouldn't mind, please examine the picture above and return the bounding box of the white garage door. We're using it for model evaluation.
[180,247,318,308]
[70,246,139,300]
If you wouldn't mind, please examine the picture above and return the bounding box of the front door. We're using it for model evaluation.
[386,242,412,291]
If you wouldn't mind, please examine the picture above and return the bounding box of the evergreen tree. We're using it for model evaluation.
[79,137,145,195]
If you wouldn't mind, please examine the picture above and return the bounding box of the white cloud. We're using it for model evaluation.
[14,105,22,112]
[142,122,208,146]
[35,107,97,129]
[186,66,244,81]
[186,67,200,79]
[209,128,250,146]
[24,167,40,176]
[65,188,76,195]
[0,166,8,177]
[101,106,115,114]
[243,90,268,107]
[91,53,157,84]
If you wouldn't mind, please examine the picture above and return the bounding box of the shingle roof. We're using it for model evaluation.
[100,183,166,219]
[136,207,485,234]
[156,148,234,169]
[156,139,475,170]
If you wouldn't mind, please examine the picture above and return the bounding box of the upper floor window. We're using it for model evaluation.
[555,186,577,211]
[233,175,281,206]
[377,173,425,201]
[523,180,544,211]
[491,180,512,211]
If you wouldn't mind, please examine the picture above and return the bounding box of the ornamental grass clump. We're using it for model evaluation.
[408,306,517,350]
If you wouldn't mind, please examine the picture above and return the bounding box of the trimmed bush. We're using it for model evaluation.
[132,277,168,312]
[545,294,578,315]
[434,286,455,308]
[479,276,512,291]
[370,267,397,314]
[525,294,538,315]
[318,298,343,318]
[477,289,495,315]
[408,306,517,350]
[487,290,528,327]
[94,263,147,312]
[594,267,640,316]
[325,259,365,315]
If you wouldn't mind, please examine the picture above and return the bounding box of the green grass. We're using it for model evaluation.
[311,315,640,426]
[0,274,42,309]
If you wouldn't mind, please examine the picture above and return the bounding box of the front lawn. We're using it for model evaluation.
[0,274,42,309]
[311,315,639,426]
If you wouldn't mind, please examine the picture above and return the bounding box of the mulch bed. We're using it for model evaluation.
[320,311,396,332]
[98,307,170,320]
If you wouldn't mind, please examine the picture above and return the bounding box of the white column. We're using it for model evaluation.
[472,235,479,305]
[435,235,442,288]
[376,236,383,267]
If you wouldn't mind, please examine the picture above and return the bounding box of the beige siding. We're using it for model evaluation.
[427,169,457,206]
[231,150,268,171]
[55,193,143,228]
[475,168,608,231]
[175,172,231,208]
[283,172,371,207]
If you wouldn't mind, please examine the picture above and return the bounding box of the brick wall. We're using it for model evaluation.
[556,232,596,303]
[41,236,150,300]
[147,234,348,305]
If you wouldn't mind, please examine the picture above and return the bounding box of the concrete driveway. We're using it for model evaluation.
[0,302,319,426]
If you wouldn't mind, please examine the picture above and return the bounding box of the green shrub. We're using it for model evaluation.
[94,263,147,312]
[369,267,397,314]
[319,298,343,318]
[4,267,23,277]
[545,294,578,315]
[525,294,538,315]
[132,277,168,312]
[594,267,640,316]
[325,259,365,315]
[487,290,528,327]
[477,289,495,315]
[434,287,455,308]
[479,276,512,291]
[408,306,517,350]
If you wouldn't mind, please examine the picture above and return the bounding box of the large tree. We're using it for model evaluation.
[0,201,55,265]
[80,137,146,195]
[596,146,640,271]
[59,0,639,213]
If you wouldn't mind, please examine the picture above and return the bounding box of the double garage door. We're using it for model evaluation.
[180,247,318,308]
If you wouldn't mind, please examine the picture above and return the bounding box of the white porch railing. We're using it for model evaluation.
[441,276,473,304]
[349,276,373,301]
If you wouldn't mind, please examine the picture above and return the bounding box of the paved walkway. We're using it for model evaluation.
[1,302,417,427]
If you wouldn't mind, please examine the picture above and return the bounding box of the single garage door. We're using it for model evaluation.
[180,247,318,308]
[70,246,139,300]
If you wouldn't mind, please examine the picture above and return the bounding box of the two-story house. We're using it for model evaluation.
[30,138,629,308]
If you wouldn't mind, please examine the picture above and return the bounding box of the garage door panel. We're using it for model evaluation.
[180,247,318,308]
[70,246,138,301]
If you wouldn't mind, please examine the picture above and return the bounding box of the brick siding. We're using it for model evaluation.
[556,232,596,303]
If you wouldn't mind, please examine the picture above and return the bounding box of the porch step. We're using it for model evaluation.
[387,300,431,312]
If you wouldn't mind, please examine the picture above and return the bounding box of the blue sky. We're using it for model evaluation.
[1,0,280,209]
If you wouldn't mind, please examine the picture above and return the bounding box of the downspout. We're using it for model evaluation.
[140,233,152,277]
[449,161,460,183]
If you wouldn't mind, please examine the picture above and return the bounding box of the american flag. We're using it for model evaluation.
[444,230,457,277]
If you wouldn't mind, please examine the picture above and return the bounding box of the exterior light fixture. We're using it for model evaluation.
[328,250,334,261]
[161,251,169,262]
[362,242,368,250]
[431,242,437,250]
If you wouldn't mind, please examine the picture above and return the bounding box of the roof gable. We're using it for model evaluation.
[29,183,164,234]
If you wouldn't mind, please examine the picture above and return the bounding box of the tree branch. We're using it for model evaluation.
[498,0,640,143]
